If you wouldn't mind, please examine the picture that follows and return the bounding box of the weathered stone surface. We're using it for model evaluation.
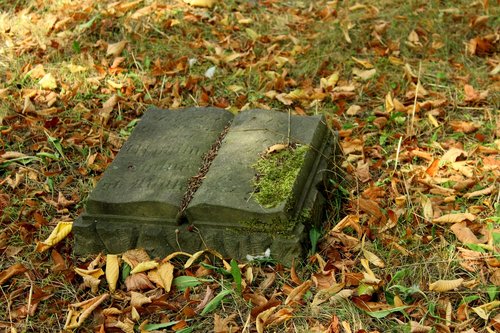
[73,107,233,254]
[74,107,339,264]
[185,109,331,262]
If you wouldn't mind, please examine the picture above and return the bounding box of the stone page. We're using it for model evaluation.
[73,107,233,254]
[85,107,233,218]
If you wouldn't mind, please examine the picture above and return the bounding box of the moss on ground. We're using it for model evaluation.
[252,144,309,208]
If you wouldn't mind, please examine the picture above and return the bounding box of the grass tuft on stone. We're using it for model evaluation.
[252,144,309,208]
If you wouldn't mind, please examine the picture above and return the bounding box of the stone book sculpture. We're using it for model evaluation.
[73,107,339,264]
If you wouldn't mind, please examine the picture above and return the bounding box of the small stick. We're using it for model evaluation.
[408,61,422,137]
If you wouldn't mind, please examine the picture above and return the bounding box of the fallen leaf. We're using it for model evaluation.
[450,222,481,244]
[106,254,119,293]
[433,213,476,224]
[351,57,374,69]
[346,104,361,116]
[36,221,73,252]
[184,0,217,8]
[428,278,464,292]
[463,185,496,198]
[472,300,500,320]
[64,294,109,329]
[39,73,57,90]
[106,40,127,57]
[363,249,385,268]
[449,120,480,133]
[122,249,150,268]
[285,280,312,305]
[352,68,377,81]
[130,291,151,308]
[0,263,28,285]
[130,260,159,274]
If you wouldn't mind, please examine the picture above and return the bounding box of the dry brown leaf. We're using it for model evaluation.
[0,263,28,285]
[284,280,313,305]
[125,272,155,291]
[450,222,481,244]
[64,294,109,329]
[346,104,362,116]
[114,318,135,333]
[433,213,476,224]
[214,313,239,333]
[441,148,467,164]
[362,249,385,268]
[428,278,464,292]
[256,306,278,333]
[449,120,480,134]
[352,68,377,81]
[410,320,432,332]
[265,143,288,155]
[36,221,73,252]
[122,249,150,268]
[106,254,119,293]
[463,185,496,198]
[421,195,434,221]
[106,40,127,57]
[130,291,151,308]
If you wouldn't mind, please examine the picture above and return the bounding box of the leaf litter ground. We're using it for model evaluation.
[0,0,499,332]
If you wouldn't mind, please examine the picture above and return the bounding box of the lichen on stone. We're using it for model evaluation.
[252,144,309,208]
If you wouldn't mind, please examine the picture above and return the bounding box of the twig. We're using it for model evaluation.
[408,61,422,137]
[393,136,403,175]
[25,272,34,330]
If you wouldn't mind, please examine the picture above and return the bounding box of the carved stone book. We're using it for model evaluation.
[73,107,338,263]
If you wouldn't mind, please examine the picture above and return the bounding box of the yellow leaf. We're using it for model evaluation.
[362,249,385,268]
[183,0,216,8]
[106,254,120,293]
[106,40,127,57]
[472,300,500,320]
[75,267,104,279]
[384,92,393,113]
[351,57,374,69]
[320,72,339,90]
[39,73,57,90]
[107,79,123,89]
[66,64,87,73]
[184,250,206,269]
[163,251,193,262]
[36,221,72,252]
[428,278,463,292]
[152,262,174,292]
[427,113,439,127]
[352,68,377,81]
[245,28,260,40]
[433,213,476,224]
[130,260,158,274]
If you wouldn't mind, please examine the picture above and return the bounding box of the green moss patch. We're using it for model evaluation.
[252,144,309,208]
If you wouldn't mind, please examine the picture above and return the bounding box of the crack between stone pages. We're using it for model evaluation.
[176,122,232,224]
